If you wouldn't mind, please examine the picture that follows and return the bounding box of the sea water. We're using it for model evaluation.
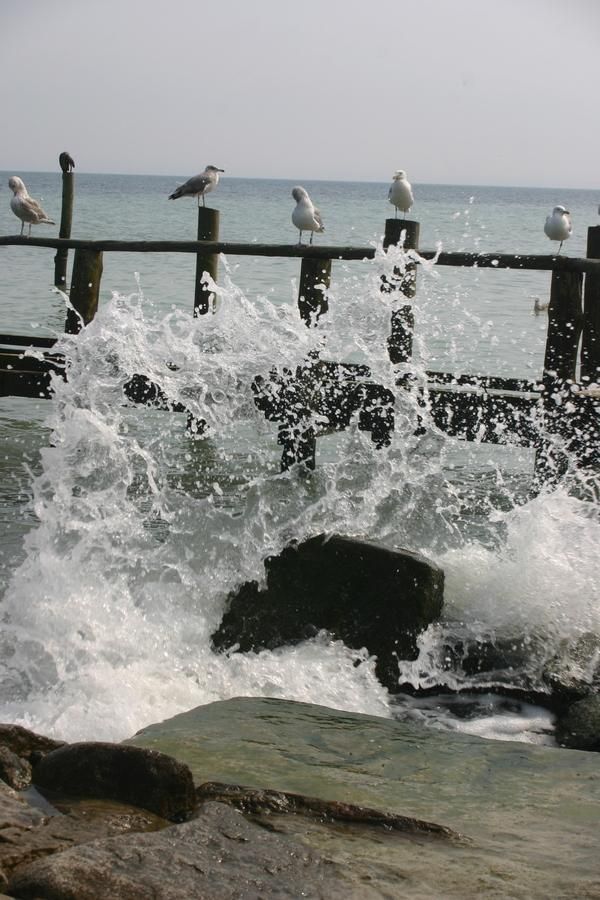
[0,173,599,744]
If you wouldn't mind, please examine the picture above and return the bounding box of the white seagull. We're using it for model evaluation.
[388,170,414,218]
[8,176,55,237]
[544,205,572,254]
[168,165,225,206]
[291,186,324,245]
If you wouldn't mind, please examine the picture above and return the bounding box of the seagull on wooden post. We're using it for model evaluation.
[8,176,55,237]
[291,186,324,245]
[388,170,414,219]
[168,165,225,207]
[544,206,572,254]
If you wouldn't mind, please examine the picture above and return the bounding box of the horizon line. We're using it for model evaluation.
[0,169,598,194]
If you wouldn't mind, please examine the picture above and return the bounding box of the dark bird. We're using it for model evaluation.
[59,152,75,173]
[168,165,224,206]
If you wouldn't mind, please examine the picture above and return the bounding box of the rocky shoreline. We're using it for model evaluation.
[0,724,462,899]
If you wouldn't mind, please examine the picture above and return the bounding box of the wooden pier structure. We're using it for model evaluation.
[1,187,599,482]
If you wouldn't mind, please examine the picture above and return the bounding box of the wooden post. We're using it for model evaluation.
[298,258,332,325]
[53,172,74,289]
[194,207,219,315]
[383,219,419,364]
[580,225,600,384]
[65,249,103,334]
[542,270,583,385]
[535,269,583,483]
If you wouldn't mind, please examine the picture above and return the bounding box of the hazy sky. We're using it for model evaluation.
[1,0,599,187]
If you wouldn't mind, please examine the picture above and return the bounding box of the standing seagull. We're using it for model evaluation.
[544,205,572,254]
[291,186,324,245]
[388,170,414,218]
[168,165,224,206]
[8,176,55,237]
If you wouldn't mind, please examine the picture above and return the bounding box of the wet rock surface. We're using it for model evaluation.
[211,533,444,690]
[8,801,354,900]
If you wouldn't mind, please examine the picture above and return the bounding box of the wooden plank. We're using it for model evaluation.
[2,235,600,273]
[0,334,58,348]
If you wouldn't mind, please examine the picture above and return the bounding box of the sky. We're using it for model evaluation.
[1,0,599,187]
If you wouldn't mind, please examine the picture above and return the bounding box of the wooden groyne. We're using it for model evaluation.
[1,183,599,483]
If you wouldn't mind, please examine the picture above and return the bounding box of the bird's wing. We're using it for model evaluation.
[182,173,211,195]
[21,196,49,220]
[313,207,325,231]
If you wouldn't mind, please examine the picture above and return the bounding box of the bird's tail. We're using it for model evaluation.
[168,187,183,200]
[42,218,55,225]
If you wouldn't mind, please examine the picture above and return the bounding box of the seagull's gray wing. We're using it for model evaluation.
[169,172,211,200]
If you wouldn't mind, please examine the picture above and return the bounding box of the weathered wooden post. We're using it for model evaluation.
[194,207,219,315]
[298,258,332,325]
[535,267,584,481]
[65,250,103,334]
[54,152,75,289]
[580,225,600,384]
[382,219,419,364]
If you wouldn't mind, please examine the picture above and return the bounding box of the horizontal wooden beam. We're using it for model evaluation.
[1,235,600,273]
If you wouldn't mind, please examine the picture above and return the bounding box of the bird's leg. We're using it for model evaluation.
[395,207,398,219]
[202,194,206,208]
[558,241,563,255]
[299,231,303,246]
[19,221,24,236]
[310,231,314,246]
[28,223,32,238]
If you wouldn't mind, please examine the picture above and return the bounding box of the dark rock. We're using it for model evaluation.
[196,781,465,841]
[542,634,600,709]
[0,724,64,770]
[32,742,195,821]
[555,694,600,752]
[8,801,353,900]
[0,747,31,791]
[211,533,444,691]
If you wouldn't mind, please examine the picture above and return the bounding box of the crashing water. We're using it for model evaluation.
[0,245,598,744]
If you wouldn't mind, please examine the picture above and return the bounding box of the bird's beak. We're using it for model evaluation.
[565,210,570,215]
[218,168,225,173]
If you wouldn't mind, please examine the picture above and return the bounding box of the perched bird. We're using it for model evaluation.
[533,297,549,315]
[8,176,55,237]
[291,186,324,245]
[168,165,224,206]
[544,205,572,254]
[388,170,414,218]
[59,151,75,173]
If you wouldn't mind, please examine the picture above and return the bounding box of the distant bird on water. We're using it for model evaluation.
[168,165,224,206]
[59,151,75,173]
[291,186,324,245]
[388,170,414,218]
[8,176,55,237]
[544,205,572,254]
